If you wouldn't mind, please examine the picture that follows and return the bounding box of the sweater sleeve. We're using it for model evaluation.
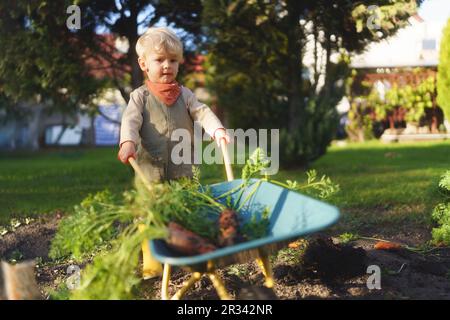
[119,89,144,146]
[182,86,225,138]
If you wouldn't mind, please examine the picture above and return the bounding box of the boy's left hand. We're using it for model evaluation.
[214,128,231,146]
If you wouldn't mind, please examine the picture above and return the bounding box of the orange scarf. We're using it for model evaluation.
[145,80,181,106]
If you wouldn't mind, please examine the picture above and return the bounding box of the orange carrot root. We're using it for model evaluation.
[218,208,243,247]
[374,241,402,250]
[166,222,217,255]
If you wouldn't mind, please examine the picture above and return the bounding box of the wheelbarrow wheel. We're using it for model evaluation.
[237,286,278,300]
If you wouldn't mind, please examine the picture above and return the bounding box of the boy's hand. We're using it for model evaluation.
[214,128,231,146]
[118,141,136,164]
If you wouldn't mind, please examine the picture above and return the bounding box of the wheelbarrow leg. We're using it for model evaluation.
[161,263,172,300]
[207,271,232,300]
[138,224,163,279]
[256,250,274,288]
[171,272,202,300]
[169,260,232,300]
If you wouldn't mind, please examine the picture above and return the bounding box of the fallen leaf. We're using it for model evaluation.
[288,240,307,249]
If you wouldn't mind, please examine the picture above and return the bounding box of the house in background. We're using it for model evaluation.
[92,89,125,146]
[341,14,450,140]
[42,89,125,148]
[351,15,441,69]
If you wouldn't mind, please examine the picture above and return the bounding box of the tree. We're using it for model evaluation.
[0,1,203,147]
[0,1,109,147]
[0,0,204,103]
[82,0,203,97]
[437,18,450,127]
[202,0,421,167]
[0,1,104,108]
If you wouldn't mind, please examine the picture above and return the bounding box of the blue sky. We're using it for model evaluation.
[419,0,450,24]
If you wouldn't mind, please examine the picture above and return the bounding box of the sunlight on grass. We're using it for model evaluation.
[0,140,449,232]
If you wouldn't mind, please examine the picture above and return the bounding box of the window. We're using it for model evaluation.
[422,39,436,50]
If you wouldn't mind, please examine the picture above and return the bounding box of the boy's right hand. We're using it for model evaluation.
[118,141,136,164]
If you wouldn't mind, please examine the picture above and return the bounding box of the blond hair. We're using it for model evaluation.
[136,27,183,62]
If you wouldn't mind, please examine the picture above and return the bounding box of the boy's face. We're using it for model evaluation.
[139,50,179,84]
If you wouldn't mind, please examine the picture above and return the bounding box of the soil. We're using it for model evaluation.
[0,214,62,261]
[1,216,450,300]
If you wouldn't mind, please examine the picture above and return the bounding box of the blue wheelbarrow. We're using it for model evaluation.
[130,141,340,300]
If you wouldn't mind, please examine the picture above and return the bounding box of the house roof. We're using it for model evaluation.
[84,34,131,80]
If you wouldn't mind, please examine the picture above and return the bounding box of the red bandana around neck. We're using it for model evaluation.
[145,80,181,106]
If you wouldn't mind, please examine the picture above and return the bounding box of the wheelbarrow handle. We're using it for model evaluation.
[128,157,153,193]
[220,138,234,182]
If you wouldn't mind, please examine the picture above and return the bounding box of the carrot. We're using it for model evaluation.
[218,208,243,247]
[166,222,217,255]
[374,241,403,250]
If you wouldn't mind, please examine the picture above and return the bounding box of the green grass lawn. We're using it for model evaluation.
[0,147,228,224]
[306,140,450,235]
[1,140,449,236]
[0,148,131,224]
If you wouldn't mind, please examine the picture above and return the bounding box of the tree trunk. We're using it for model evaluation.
[357,128,365,142]
[312,22,320,93]
[129,3,143,91]
[431,95,439,133]
[288,77,302,132]
[388,113,395,130]
[1,261,42,300]
[431,86,439,133]
[80,115,96,147]
[129,36,143,90]
[286,2,303,133]
[28,104,42,150]
[323,32,332,95]
[431,113,438,133]
[110,2,143,102]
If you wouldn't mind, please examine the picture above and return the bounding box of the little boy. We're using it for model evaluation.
[118,27,229,182]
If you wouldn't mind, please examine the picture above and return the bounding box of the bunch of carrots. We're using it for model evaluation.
[166,208,246,255]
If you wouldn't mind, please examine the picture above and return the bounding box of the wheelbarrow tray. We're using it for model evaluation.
[150,178,340,271]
